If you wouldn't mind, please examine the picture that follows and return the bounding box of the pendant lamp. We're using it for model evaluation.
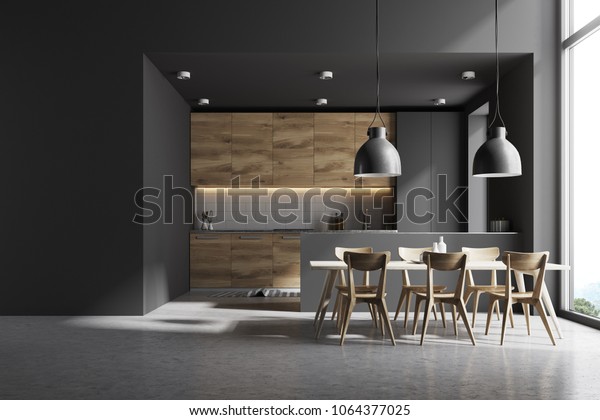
[472,0,521,177]
[354,0,401,178]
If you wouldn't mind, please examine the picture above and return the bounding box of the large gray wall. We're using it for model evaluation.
[142,56,190,314]
[0,0,559,314]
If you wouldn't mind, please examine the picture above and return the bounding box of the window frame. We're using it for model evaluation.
[560,0,600,329]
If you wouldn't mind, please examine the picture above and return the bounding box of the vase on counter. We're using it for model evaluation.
[437,236,447,253]
[432,242,439,252]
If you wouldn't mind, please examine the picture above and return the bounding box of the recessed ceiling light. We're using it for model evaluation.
[198,98,210,106]
[433,98,446,106]
[461,71,476,80]
[177,71,191,80]
[319,71,334,80]
[316,98,328,106]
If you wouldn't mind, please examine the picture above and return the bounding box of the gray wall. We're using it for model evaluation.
[142,56,191,314]
[1,0,559,315]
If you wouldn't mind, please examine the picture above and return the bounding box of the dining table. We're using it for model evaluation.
[310,259,570,340]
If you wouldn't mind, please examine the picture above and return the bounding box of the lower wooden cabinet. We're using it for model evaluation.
[190,232,300,288]
[231,234,273,287]
[190,233,232,288]
[272,234,301,287]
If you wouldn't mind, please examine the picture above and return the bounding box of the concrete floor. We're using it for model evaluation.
[1,291,599,400]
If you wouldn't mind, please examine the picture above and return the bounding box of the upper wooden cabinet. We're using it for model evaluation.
[272,113,314,187]
[190,113,232,186]
[232,113,273,186]
[314,113,355,187]
[190,112,395,187]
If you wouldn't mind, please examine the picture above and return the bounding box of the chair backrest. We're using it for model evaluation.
[462,246,500,286]
[398,247,432,286]
[343,251,390,299]
[462,247,500,261]
[398,246,432,262]
[422,251,468,298]
[335,247,373,285]
[502,251,549,299]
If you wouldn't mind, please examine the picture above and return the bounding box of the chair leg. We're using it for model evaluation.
[471,291,481,327]
[458,300,476,346]
[420,299,434,346]
[451,305,458,336]
[339,299,355,346]
[508,305,515,328]
[494,299,501,321]
[403,292,413,328]
[331,293,340,321]
[500,300,511,345]
[524,303,531,335]
[485,297,495,335]
[439,302,446,328]
[412,296,424,335]
[432,300,439,320]
[379,300,396,346]
[535,302,556,346]
[394,289,407,321]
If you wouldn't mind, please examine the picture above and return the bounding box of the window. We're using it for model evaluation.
[564,1,600,321]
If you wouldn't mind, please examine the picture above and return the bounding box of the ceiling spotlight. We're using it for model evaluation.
[433,98,446,106]
[461,71,476,80]
[177,71,191,80]
[319,71,334,80]
[316,98,328,106]
[198,98,210,106]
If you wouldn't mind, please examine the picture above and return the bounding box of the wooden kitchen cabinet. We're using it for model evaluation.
[189,233,232,287]
[190,113,232,186]
[272,113,314,186]
[314,113,355,187]
[191,112,395,188]
[232,113,273,186]
[272,234,301,287]
[231,234,273,287]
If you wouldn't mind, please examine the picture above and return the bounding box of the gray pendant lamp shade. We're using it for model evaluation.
[472,0,522,178]
[472,127,521,177]
[353,0,402,178]
[354,127,402,177]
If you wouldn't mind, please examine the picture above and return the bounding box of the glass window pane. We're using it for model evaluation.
[572,0,600,33]
[572,30,600,318]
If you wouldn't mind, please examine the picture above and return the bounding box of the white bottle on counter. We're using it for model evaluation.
[437,236,447,253]
[432,242,439,253]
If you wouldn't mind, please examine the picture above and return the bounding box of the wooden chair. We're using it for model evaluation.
[331,247,377,328]
[485,251,555,345]
[413,252,476,346]
[338,251,395,346]
[461,246,514,328]
[393,247,447,328]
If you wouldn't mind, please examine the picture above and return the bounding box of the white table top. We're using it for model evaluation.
[310,260,570,271]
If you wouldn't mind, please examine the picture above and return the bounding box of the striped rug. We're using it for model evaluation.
[208,289,300,298]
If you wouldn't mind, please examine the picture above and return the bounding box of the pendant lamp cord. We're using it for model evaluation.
[489,0,506,129]
[369,0,386,130]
